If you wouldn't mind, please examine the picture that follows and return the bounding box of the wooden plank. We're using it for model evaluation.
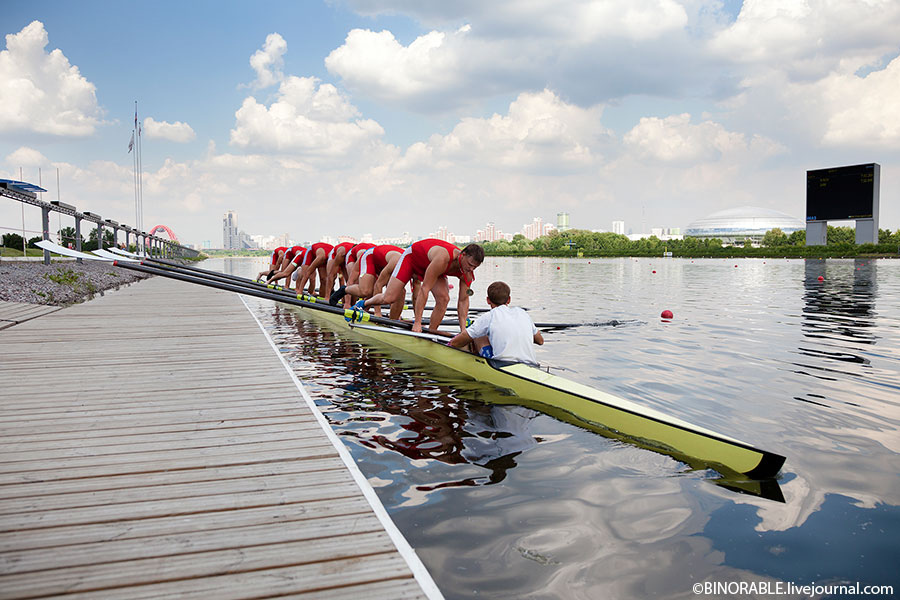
[1,511,385,575]
[0,496,373,553]
[0,276,432,600]
[0,532,400,598]
[37,554,418,600]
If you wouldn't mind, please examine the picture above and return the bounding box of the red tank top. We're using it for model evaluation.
[290,247,307,265]
[347,243,375,264]
[372,245,403,270]
[272,247,287,263]
[330,241,356,260]
[410,239,473,285]
[303,242,334,266]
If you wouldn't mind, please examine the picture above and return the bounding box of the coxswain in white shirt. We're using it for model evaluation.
[448,281,544,365]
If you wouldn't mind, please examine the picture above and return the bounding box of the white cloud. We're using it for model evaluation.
[247,32,287,89]
[5,146,49,168]
[821,55,900,148]
[325,27,467,108]
[624,114,784,163]
[143,117,196,143]
[710,0,900,79]
[326,2,701,111]
[398,89,611,172]
[0,21,103,136]
[229,75,386,160]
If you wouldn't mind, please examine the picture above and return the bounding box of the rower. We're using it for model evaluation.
[323,241,357,302]
[265,246,307,290]
[342,245,406,317]
[296,242,334,299]
[448,281,544,366]
[336,242,375,306]
[257,246,287,282]
[360,239,483,333]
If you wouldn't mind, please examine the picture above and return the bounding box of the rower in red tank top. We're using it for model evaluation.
[257,246,287,282]
[324,242,358,298]
[265,246,306,291]
[361,239,484,333]
[297,242,334,299]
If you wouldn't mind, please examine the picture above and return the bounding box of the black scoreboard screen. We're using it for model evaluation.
[806,163,877,222]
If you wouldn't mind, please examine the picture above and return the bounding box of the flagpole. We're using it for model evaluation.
[138,107,144,249]
[132,101,139,252]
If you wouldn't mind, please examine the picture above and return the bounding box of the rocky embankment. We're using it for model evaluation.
[0,260,152,305]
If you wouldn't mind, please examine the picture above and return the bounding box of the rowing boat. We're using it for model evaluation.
[113,258,786,494]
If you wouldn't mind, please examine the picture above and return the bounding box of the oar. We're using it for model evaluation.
[114,260,418,331]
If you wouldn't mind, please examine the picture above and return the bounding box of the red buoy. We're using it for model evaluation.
[557,266,561,270]
[661,309,674,319]
[652,270,656,273]
[817,276,824,281]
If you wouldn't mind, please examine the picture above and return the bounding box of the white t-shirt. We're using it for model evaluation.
[466,304,539,365]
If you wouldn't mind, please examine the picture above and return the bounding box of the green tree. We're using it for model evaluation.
[761,228,788,247]
[2,233,25,249]
[787,230,806,246]
[826,226,855,246]
[88,228,116,248]
[58,226,82,246]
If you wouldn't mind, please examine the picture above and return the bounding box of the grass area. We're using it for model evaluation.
[0,247,46,257]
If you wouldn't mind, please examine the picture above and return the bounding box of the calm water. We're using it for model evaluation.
[217,256,899,599]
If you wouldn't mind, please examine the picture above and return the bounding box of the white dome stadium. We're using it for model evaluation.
[685,206,805,244]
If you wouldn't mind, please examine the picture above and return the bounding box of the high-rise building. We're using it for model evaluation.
[223,211,239,249]
[557,212,570,232]
[222,211,257,249]
[612,220,625,235]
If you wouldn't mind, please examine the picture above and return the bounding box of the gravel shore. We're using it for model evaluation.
[0,260,152,305]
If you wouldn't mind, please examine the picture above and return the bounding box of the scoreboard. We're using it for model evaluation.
[806,163,878,222]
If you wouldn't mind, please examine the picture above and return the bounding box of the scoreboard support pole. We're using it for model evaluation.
[806,221,827,246]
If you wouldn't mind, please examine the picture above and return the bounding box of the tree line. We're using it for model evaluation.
[2,227,120,253]
[478,226,900,258]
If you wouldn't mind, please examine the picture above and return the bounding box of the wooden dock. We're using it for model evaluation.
[0,276,440,599]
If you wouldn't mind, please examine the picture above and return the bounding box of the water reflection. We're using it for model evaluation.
[267,304,541,491]
[802,258,877,344]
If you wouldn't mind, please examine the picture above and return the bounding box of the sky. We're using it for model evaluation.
[1,0,898,247]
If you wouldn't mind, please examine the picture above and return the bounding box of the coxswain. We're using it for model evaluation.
[296,242,334,299]
[448,281,543,365]
[360,239,484,333]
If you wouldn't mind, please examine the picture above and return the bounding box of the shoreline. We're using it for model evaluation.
[0,260,153,306]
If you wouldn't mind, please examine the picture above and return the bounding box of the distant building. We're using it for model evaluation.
[557,212,571,232]
[612,220,625,235]
[685,206,804,245]
[222,211,257,250]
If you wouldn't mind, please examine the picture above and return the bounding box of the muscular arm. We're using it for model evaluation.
[456,281,470,330]
[413,254,451,332]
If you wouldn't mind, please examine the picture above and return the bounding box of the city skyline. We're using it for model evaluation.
[220,207,688,250]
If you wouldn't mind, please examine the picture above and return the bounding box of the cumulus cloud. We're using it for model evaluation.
[398,89,611,172]
[624,114,784,164]
[821,55,900,148]
[326,1,704,111]
[5,146,49,168]
[143,117,197,143]
[325,26,468,110]
[710,0,900,79]
[229,75,386,159]
[0,21,103,136]
[246,32,287,88]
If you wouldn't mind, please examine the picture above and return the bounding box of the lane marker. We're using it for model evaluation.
[239,294,444,600]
